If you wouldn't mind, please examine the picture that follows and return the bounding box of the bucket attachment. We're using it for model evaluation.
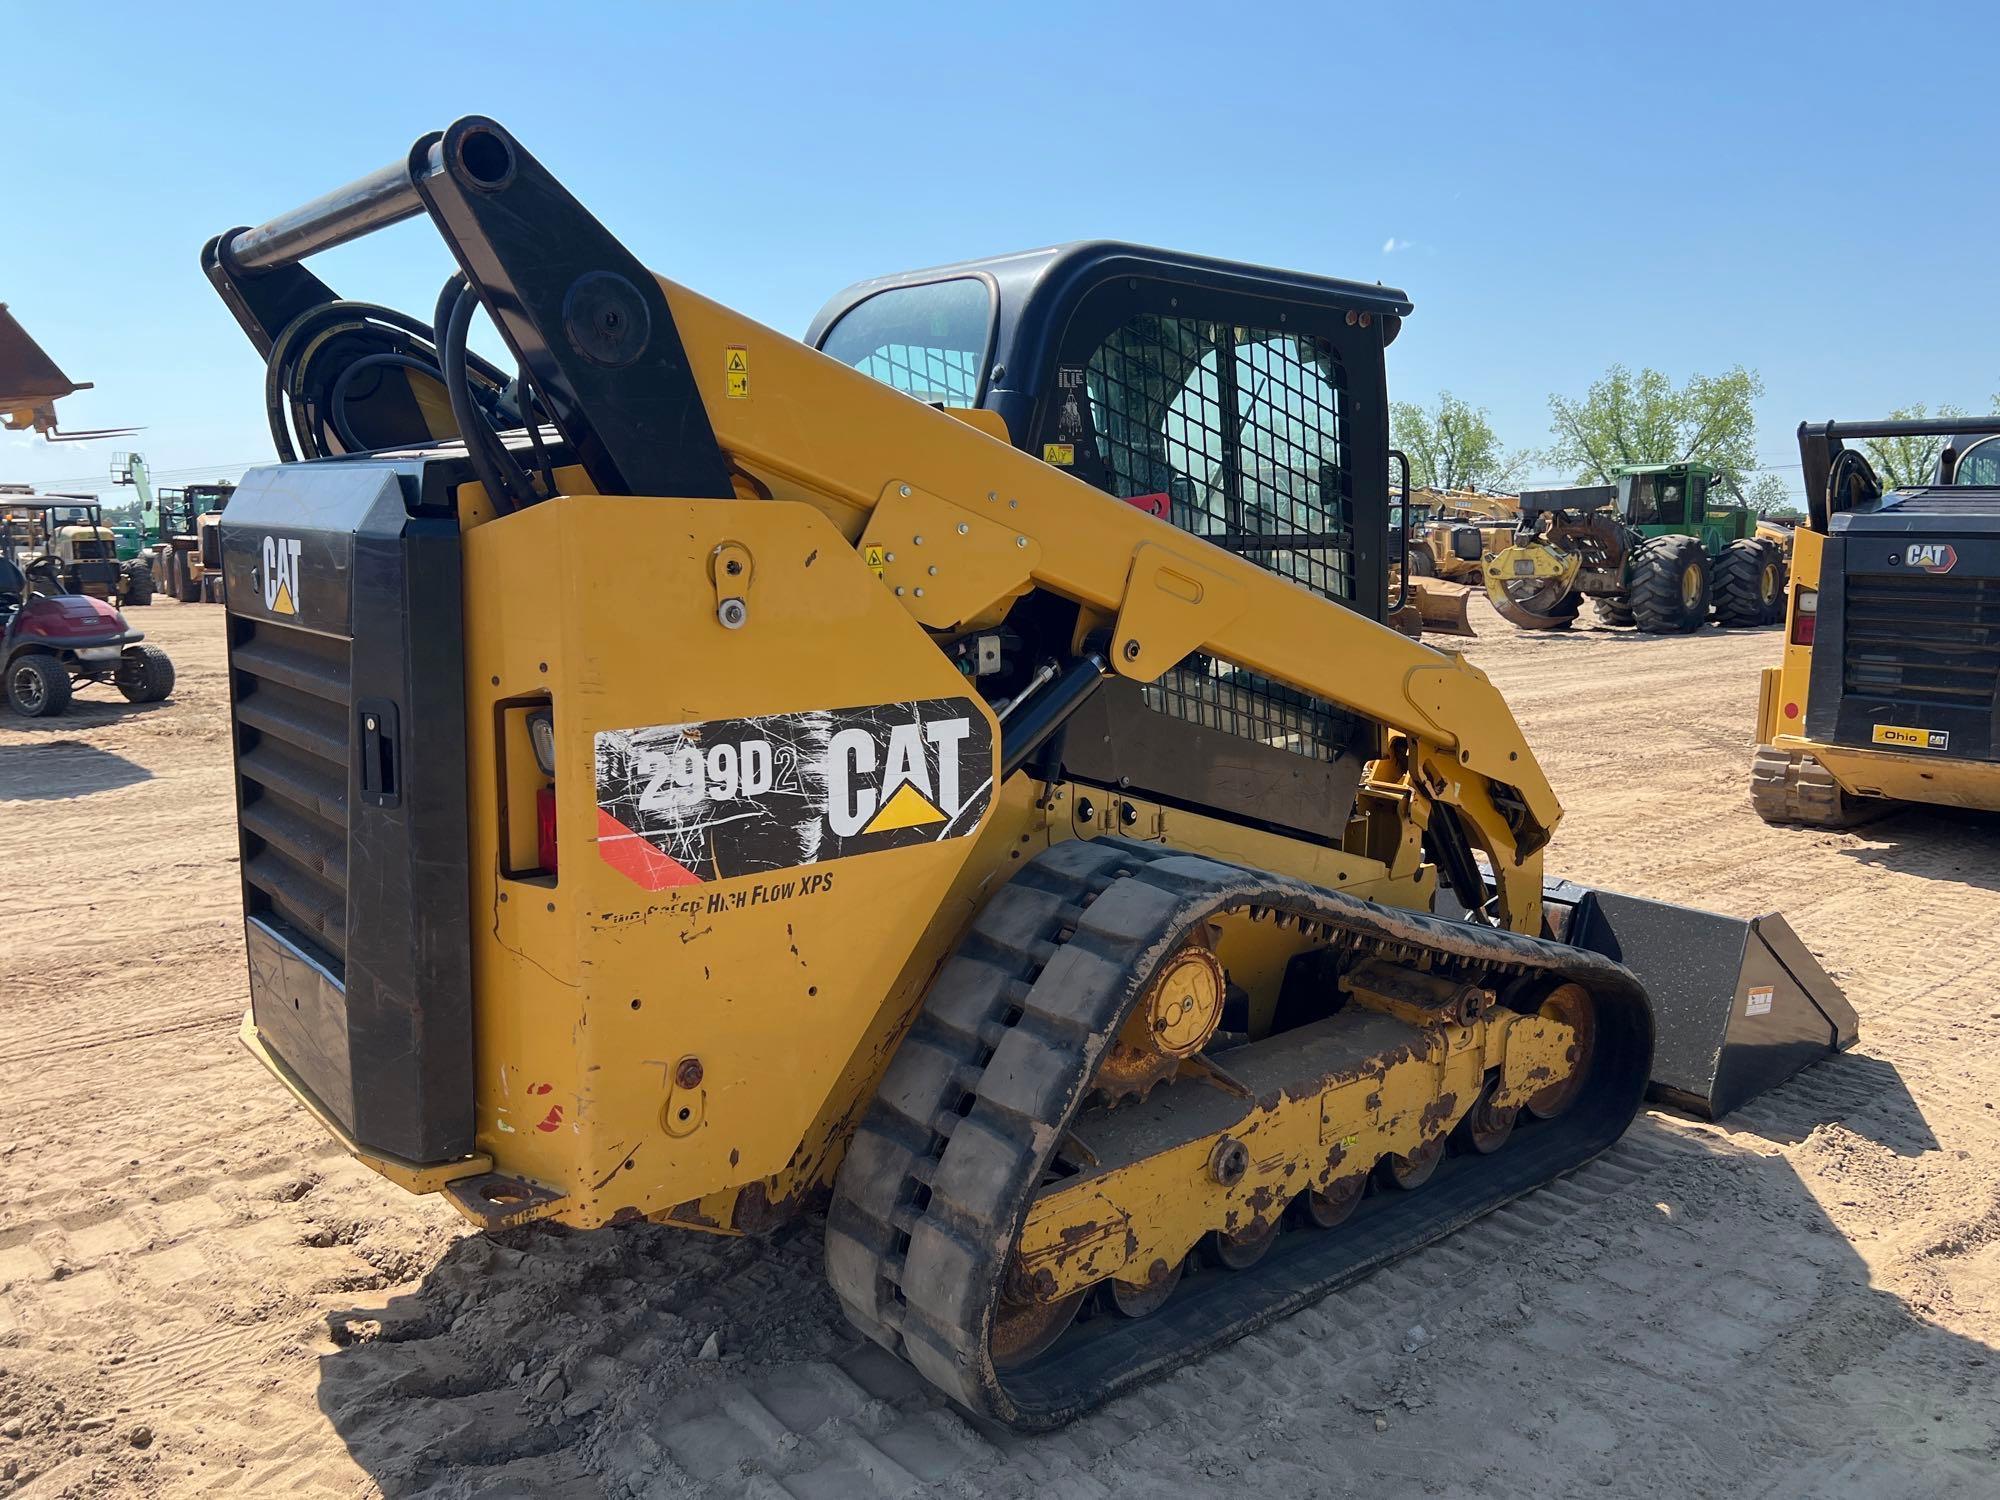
[1541,880,1859,1120]
[1410,579,1477,637]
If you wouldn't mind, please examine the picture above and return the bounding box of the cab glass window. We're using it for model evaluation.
[1954,437,2000,486]
[819,277,992,406]
[1626,474,1687,525]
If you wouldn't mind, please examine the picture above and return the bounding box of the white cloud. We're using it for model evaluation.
[1382,236,1411,254]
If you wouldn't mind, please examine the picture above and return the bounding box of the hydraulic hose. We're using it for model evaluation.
[441,281,537,515]
[259,274,552,521]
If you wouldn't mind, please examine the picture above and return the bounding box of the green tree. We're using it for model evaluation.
[1743,472,1795,518]
[1390,392,1527,493]
[1862,403,1966,489]
[1544,364,1765,494]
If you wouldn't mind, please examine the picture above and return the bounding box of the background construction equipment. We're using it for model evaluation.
[1400,488,1518,635]
[1752,415,2000,824]
[1483,462,1786,631]
[0,305,137,443]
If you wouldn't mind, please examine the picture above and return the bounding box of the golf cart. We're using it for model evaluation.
[0,533,173,717]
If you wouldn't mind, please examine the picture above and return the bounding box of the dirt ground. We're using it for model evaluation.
[1,596,1995,1499]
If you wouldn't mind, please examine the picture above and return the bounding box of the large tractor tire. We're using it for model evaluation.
[5,654,72,718]
[1593,596,1636,627]
[1628,535,1710,634]
[1761,542,1790,624]
[1405,546,1437,577]
[168,550,200,604]
[1749,745,1881,827]
[121,560,155,607]
[1714,538,1782,628]
[115,644,176,703]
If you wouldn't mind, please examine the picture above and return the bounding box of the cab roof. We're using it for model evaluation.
[805,239,1411,363]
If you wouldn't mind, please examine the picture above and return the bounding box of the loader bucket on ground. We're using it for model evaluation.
[1541,880,1859,1120]
[1411,579,1476,637]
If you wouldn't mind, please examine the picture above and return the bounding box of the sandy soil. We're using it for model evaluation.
[1,596,1995,1499]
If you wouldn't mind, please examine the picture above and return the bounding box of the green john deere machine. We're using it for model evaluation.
[1483,461,1787,631]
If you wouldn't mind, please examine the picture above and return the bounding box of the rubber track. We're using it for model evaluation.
[1749,745,1884,827]
[825,838,1655,1429]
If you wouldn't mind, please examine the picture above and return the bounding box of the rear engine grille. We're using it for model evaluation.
[1843,572,2000,711]
[231,616,350,972]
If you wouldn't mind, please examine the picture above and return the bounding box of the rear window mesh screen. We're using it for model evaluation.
[1141,653,1357,764]
[1085,315,1356,763]
[1087,316,1353,601]
[850,344,981,405]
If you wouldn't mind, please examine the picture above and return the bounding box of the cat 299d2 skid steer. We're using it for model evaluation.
[206,119,1856,1428]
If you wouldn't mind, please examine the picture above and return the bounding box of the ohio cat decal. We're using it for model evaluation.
[593,697,995,889]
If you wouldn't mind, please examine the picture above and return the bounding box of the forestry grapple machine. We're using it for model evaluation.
[206,119,1857,1427]
[1483,463,1786,632]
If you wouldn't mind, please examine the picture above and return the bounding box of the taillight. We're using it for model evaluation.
[1791,588,1817,646]
[536,785,559,874]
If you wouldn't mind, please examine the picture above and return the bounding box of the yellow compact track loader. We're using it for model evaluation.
[1753,415,2000,823]
[206,119,1856,1428]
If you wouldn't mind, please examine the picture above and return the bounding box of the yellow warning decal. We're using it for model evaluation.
[863,543,887,577]
[726,371,749,400]
[861,780,947,835]
[1042,442,1075,467]
[1872,723,1949,751]
[725,346,748,372]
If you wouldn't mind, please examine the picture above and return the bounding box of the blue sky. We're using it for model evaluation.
[6,0,1994,499]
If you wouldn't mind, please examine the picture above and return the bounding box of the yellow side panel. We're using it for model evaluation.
[1755,665,1780,744]
[459,495,1005,1225]
[1771,525,1822,728]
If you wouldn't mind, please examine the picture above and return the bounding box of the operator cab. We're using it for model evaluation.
[809,243,1410,628]
[1941,433,2000,488]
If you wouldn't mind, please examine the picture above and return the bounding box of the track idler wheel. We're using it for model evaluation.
[1205,1219,1279,1270]
[1377,1138,1444,1191]
[1525,983,1596,1121]
[991,1275,1085,1371]
[1455,1073,1519,1154]
[1300,1174,1365,1229]
[1109,1257,1184,1318]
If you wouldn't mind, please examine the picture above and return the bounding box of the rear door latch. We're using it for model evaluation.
[357,698,401,806]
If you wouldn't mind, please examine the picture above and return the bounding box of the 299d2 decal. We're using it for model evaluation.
[593,697,995,890]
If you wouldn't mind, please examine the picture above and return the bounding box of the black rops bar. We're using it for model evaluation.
[1799,415,2000,533]
[1802,416,2000,442]
[223,148,441,274]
